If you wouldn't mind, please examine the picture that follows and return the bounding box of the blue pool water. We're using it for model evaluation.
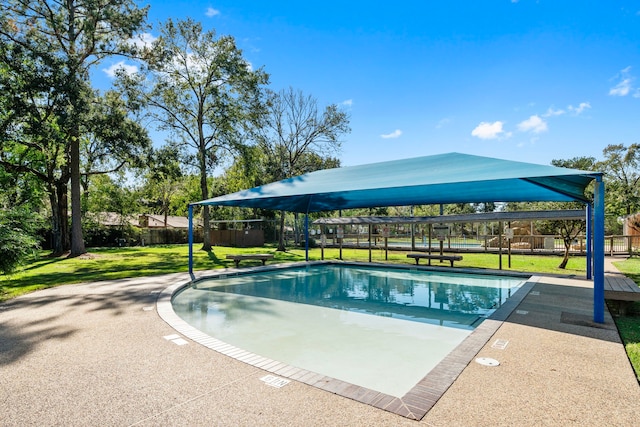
[172,264,525,397]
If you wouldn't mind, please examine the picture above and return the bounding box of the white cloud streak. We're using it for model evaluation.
[517,115,548,133]
[206,7,220,17]
[609,66,633,96]
[542,107,565,117]
[103,61,138,78]
[471,121,506,139]
[380,129,402,139]
[568,102,591,115]
[127,32,157,50]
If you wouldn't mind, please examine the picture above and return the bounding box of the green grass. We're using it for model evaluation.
[610,257,640,381]
[0,244,301,301]
[1,244,587,302]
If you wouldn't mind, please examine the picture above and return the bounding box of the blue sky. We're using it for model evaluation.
[97,1,640,168]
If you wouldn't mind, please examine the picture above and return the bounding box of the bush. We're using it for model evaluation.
[0,207,42,274]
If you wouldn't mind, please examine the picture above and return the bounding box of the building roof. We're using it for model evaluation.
[194,153,600,213]
[142,214,195,228]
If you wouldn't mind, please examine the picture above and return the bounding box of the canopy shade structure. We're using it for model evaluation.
[194,153,599,213]
[312,210,587,226]
[188,152,606,323]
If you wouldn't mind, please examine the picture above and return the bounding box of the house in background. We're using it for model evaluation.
[138,214,202,245]
[138,214,193,229]
[87,212,202,246]
[622,213,640,253]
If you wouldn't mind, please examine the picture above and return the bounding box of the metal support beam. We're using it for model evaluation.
[593,177,605,323]
[586,203,593,280]
[188,204,194,278]
[304,214,309,261]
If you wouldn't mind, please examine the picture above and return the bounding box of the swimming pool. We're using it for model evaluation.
[171,263,526,401]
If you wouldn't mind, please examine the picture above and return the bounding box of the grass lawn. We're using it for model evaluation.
[1,244,587,301]
[611,257,640,381]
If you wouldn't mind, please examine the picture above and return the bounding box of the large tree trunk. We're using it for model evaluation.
[277,210,286,251]
[200,166,211,251]
[70,136,86,256]
[59,184,70,252]
[49,181,70,256]
[49,190,64,256]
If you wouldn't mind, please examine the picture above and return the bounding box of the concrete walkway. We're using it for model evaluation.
[1,260,639,426]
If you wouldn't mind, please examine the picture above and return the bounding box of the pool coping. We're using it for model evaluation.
[157,261,536,421]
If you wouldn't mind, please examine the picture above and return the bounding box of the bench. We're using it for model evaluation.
[225,254,274,268]
[407,253,463,267]
[604,274,640,315]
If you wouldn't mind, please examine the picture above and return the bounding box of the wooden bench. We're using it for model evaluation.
[225,254,274,268]
[407,253,463,267]
[604,274,640,315]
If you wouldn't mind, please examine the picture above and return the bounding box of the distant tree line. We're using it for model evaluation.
[1,1,638,273]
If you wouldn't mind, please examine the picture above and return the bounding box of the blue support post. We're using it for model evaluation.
[593,177,605,323]
[586,203,592,280]
[305,214,309,261]
[188,204,194,278]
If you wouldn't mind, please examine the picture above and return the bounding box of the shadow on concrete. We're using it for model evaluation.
[503,279,622,344]
[0,314,78,367]
[0,273,188,366]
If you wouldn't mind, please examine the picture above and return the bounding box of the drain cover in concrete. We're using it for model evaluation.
[475,357,500,367]
[260,375,290,388]
[491,339,509,350]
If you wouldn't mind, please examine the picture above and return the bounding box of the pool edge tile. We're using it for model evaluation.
[157,262,532,421]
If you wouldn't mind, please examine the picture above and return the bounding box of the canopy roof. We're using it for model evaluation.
[195,152,601,213]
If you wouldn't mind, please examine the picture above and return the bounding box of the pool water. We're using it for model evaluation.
[172,264,525,397]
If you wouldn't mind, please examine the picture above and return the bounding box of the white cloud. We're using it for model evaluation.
[568,102,591,115]
[609,66,633,96]
[103,61,138,78]
[517,115,548,133]
[610,79,632,96]
[206,7,220,17]
[380,129,402,139]
[127,32,157,50]
[341,99,353,107]
[542,107,565,117]
[471,121,506,140]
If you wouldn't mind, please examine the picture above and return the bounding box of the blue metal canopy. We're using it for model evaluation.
[194,153,598,213]
[188,152,606,323]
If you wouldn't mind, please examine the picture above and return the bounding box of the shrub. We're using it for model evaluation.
[0,207,42,274]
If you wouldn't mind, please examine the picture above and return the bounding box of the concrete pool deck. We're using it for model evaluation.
[1,258,639,426]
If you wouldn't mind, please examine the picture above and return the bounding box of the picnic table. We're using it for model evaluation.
[407,253,463,267]
[225,254,274,268]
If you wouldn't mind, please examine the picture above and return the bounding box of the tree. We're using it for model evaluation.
[1,0,148,256]
[139,145,184,226]
[120,18,268,251]
[0,168,44,273]
[511,157,597,269]
[598,144,640,217]
[257,87,350,250]
[0,32,71,254]
[0,207,43,274]
[81,90,152,197]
